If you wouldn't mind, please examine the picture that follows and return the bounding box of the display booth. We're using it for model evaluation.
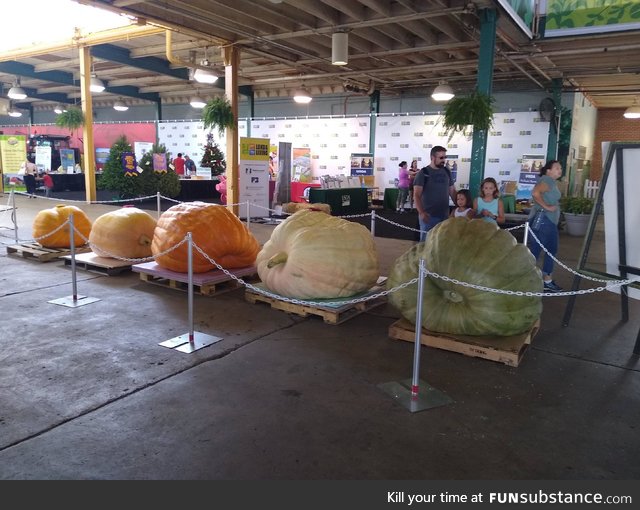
[309,187,368,215]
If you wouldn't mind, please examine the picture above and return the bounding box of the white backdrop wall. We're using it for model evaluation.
[250,116,371,180]
[157,120,248,164]
[374,112,549,191]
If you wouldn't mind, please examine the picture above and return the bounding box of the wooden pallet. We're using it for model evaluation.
[6,242,91,262]
[61,252,133,276]
[388,318,540,367]
[245,278,388,325]
[132,261,257,296]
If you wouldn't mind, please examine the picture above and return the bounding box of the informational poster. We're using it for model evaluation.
[135,141,154,163]
[35,146,52,172]
[350,153,374,176]
[292,147,311,182]
[0,134,26,193]
[517,154,545,200]
[196,167,212,179]
[60,149,75,172]
[239,137,270,218]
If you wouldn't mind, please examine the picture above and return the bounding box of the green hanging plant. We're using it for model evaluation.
[55,107,85,133]
[442,91,495,139]
[202,97,235,135]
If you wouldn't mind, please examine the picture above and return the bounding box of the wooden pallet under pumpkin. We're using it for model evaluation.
[61,252,133,276]
[132,261,257,296]
[6,242,91,262]
[388,318,540,367]
[244,278,387,325]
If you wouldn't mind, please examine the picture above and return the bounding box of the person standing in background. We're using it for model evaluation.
[413,146,456,241]
[173,153,185,176]
[408,159,419,210]
[396,161,410,213]
[23,157,38,198]
[184,154,197,175]
[527,160,563,293]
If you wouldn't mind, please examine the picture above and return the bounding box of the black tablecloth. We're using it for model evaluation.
[178,179,220,202]
[49,173,86,192]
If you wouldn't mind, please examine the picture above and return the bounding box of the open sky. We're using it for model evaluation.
[0,0,128,50]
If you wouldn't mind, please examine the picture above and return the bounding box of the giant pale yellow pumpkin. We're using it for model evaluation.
[151,201,260,273]
[32,204,92,248]
[89,207,157,259]
[387,217,542,336]
[256,209,379,299]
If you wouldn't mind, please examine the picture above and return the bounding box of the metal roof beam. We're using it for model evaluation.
[92,43,189,80]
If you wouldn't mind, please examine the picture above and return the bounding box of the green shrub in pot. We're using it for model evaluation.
[560,196,594,215]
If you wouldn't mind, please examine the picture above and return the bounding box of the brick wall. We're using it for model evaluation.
[593,109,640,180]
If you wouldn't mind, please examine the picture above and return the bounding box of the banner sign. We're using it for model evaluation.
[239,137,270,218]
[35,145,51,172]
[152,153,167,173]
[0,134,26,173]
[121,152,138,176]
[96,148,110,166]
[518,154,545,199]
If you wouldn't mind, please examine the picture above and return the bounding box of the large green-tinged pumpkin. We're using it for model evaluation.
[90,207,157,259]
[151,201,259,273]
[32,204,92,248]
[256,209,379,299]
[387,217,542,336]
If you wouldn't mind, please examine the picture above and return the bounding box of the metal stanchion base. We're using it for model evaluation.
[48,295,101,308]
[378,378,454,413]
[159,332,223,353]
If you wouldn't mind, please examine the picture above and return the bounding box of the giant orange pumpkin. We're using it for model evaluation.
[151,202,260,273]
[90,207,157,259]
[32,204,92,248]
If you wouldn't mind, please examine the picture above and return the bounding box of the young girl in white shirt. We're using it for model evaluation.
[450,189,474,219]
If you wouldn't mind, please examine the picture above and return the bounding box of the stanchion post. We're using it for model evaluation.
[48,214,100,308]
[159,233,223,353]
[246,201,250,229]
[69,213,78,302]
[187,231,195,345]
[411,259,427,397]
[10,189,18,243]
[156,192,161,219]
[377,258,453,412]
[371,209,376,238]
[523,222,529,246]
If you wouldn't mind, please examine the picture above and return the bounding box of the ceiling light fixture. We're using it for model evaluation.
[431,81,455,102]
[293,87,312,104]
[90,74,106,93]
[623,97,640,119]
[194,67,218,84]
[331,31,348,66]
[8,78,27,100]
[190,96,207,108]
[8,106,22,117]
[53,104,67,114]
[113,99,129,112]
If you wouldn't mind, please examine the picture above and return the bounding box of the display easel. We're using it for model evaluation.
[562,142,640,354]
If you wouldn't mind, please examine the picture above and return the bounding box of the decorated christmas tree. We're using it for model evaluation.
[138,143,180,198]
[200,133,226,176]
[97,135,143,199]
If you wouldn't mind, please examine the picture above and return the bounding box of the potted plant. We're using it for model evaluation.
[202,97,235,135]
[55,107,84,133]
[442,91,495,139]
[560,196,594,236]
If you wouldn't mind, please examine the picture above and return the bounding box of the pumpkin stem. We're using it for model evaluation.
[443,290,463,303]
[266,252,288,268]
[139,234,152,247]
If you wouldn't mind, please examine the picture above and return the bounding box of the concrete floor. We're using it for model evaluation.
[0,193,638,480]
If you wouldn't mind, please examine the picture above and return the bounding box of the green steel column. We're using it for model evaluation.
[469,8,497,198]
[154,99,162,145]
[369,90,380,155]
[546,78,562,161]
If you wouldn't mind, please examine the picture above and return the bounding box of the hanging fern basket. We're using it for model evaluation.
[442,91,495,139]
[55,107,85,132]
[202,97,235,135]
